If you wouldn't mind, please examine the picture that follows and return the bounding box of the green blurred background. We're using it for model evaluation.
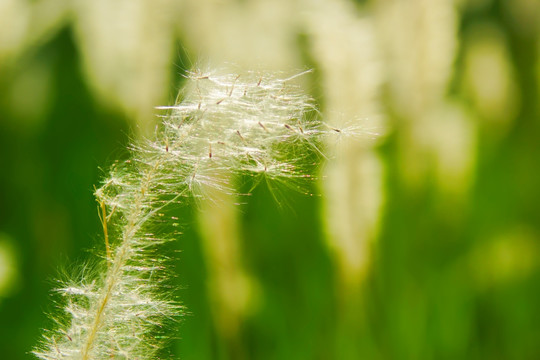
[1,0,540,359]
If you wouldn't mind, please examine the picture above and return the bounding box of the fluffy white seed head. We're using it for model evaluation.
[33,69,361,360]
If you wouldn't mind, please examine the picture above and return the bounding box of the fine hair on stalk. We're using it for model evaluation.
[33,67,360,359]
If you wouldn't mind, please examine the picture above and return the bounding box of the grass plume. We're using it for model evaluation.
[33,68,356,359]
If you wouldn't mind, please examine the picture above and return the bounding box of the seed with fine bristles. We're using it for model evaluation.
[33,68,360,360]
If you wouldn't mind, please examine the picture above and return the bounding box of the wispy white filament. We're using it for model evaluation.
[33,69,360,359]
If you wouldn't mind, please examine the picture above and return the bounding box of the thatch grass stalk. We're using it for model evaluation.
[33,68,362,359]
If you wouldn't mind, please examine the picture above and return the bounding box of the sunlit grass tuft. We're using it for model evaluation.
[33,68,363,359]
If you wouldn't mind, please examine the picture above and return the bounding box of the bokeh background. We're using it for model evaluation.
[1,0,540,359]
